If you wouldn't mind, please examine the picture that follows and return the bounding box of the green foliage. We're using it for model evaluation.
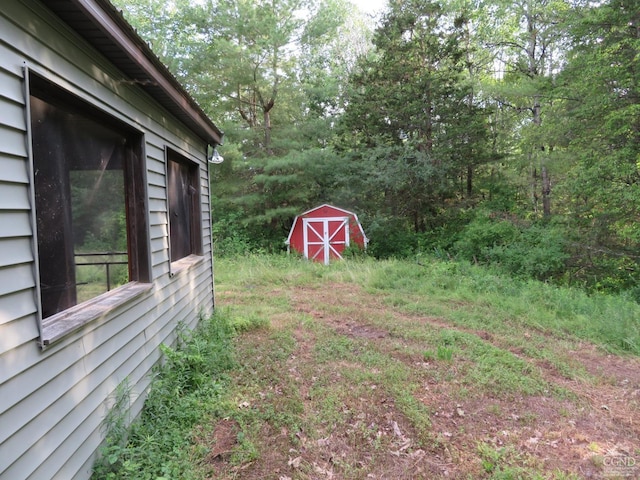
[453,215,520,263]
[212,211,256,257]
[115,0,640,301]
[92,311,244,480]
[366,257,640,355]
[453,214,569,281]
[341,243,368,260]
[365,216,422,259]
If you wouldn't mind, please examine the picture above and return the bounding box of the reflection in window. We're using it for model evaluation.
[167,149,202,263]
[30,74,150,318]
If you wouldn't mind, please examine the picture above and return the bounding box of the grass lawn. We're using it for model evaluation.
[94,254,640,479]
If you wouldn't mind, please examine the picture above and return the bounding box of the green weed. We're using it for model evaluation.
[92,310,247,480]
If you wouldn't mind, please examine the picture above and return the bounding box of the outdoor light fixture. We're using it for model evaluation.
[208,146,224,164]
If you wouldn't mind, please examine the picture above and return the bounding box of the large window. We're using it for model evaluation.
[29,73,150,319]
[166,149,202,263]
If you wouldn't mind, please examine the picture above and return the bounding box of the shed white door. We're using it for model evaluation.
[303,217,349,265]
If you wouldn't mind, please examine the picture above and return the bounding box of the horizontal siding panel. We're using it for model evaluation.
[0,40,25,78]
[144,141,165,161]
[0,97,26,132]
[0,181,30,210]
[0,237,33,267]
[147,184,165,202]
[143,289,211,350]
[0,211,32,238]
[147,170,165,188]
[0,316,38,354]
[149,214,168,233]
[7,265,214,477]
[0,289,36,327]
[0,125,27,158]
[79,295,161,356]
[0,358,89,475]
[0,263,34,297]
[0,267,213,476]
[152,261,170,279]
[0,65,26,105]
[157,263,213,307]
[148,198,167,214]
[0,340,84,416]
[146,154,166,175]
[150,236,168,254]
[42,354,157,480]
[0,294,159,447]
[0,154,29,184]
[151,250,168,269]
[2,332,152,479]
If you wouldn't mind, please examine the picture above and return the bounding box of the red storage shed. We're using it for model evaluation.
[286,204,368,265]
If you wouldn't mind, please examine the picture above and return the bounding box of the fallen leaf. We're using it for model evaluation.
[392,421,403,438]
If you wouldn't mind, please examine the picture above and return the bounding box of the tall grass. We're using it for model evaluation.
[370,258,640,355]
[216,254,640,355]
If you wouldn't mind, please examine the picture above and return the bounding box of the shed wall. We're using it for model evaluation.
[0,2,215,479]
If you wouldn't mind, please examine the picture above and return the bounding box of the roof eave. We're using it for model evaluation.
[51,0,223,146]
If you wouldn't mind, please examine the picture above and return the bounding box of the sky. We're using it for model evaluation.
[350,0,387,16]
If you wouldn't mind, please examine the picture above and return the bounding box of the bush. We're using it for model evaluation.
[365,217,421,259]
[485,223,569,281]
[453,215,519,263]
[453,215,569,281]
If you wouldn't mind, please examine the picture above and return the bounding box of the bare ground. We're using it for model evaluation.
[203,283,640,479]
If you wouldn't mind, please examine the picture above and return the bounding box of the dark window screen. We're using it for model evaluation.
[167,150,202,262]
[30,75,148,318]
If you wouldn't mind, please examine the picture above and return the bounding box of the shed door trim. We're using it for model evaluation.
[302,217,350,265]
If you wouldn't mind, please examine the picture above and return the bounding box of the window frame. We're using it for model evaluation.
[25,69,152,347]
[165,147,204,273]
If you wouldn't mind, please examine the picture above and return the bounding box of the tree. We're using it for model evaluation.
[550,0,640,291]
[479,0,572,217]
[340,0,491,233]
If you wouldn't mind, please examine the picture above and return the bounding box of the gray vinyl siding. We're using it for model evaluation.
[0,1,215,479]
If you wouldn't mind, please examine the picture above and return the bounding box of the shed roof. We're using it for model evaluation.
[44,0,223,146]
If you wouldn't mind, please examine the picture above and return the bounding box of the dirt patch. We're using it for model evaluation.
[204,419,239,463]
[209,282,640,479]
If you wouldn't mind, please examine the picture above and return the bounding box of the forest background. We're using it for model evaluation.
[113,0,639,298]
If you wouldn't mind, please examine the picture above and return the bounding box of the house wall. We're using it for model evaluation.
[0,2,215,479]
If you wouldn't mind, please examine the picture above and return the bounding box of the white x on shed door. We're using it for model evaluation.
[303,217,349,265]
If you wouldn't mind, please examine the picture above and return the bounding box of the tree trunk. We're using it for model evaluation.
[542,164,551,217]
[263,108,272,153]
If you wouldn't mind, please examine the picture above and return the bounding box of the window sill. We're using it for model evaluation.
[40,282,153,348]
[170,254,204,276]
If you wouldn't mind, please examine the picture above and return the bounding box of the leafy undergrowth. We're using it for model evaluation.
[95,255,640,479]
[92,312,246,480]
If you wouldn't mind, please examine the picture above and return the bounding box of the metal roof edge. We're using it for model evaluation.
[58,0,223,145]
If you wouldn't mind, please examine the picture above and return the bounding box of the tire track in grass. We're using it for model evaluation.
[289,283,640,479]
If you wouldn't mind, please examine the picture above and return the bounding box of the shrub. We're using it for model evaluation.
[453,215,519,263]
[453,215,569,281]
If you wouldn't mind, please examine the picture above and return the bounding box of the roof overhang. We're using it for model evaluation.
[44,0,223,146]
